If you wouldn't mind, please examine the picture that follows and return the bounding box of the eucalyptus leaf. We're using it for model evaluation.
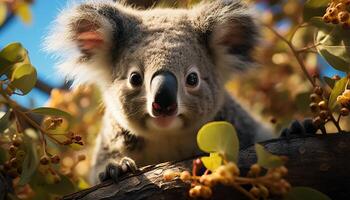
[311,18,350,72]
[14,2,32,24]
[201,153,222,171]
[30,107,73,122]
[328,77,348,110]
[0,42,26,64]
[303,0,328,21]
[0,3,7,26]
[11,63,37,95]
[284,187,331,200]
[0,110,11,133]
[19,133,39,186]
[197,121,239,162]
[255,144,285,169]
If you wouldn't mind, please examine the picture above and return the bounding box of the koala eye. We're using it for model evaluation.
[186,72,199,88]
[129,72,143,87]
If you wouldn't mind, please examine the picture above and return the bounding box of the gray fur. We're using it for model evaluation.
[45,0,273,185]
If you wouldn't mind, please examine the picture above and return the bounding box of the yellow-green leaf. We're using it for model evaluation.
[328,77,348,110]
[15,2,32,24]
[0,42,27,67]
[0,2,7,26]
[255,144,285,169]
[284,187,331,200]
[11,64,37,95]
[77,178,90,190]
[30,107,73,122]
[197,121,239,162]
[311,18,350,72]
[201,153,222,171]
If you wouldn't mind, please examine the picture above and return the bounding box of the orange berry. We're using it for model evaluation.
[163,170,176,181]
[338,11,350,22]
[180,171,191,181]
[40,155,50,165]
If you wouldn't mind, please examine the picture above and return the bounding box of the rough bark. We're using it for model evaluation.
[62,134,350,200]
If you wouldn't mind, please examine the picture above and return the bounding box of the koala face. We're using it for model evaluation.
[45,0,259,137]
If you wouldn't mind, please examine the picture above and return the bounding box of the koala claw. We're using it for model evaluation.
[98,157,138,183]
[280,118,318,138]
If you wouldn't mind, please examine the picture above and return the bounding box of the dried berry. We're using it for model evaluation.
[250,164,261,176]
[180,171,191,181]
[51,155,61,164]
[318,101,327,110]
[163,170,177,181]
[340,107,350,116]
[314,86,323,96]
[40,155,50,165]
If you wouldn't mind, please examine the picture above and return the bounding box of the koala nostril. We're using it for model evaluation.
[165,103,177,115]
[152,102,162,112]
[151,102,177,116]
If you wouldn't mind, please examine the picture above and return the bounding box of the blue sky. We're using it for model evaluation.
[0,0,68,107]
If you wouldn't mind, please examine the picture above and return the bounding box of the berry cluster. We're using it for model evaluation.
[42,117,84,146]
[323,0,350,28]
[3,136,25,178]
[39,154,62,183]
[163,161,290,199]
[309,86,332,128]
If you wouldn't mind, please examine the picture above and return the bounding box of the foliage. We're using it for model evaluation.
[0,42,103,199]
[0,0,33,26]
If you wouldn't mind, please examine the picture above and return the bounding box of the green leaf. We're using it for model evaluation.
[303,0,328,21]
[197,121,239,162]
[284,187,331,200]
[19,133,39,186]
[323,76,336,88]
[77,178,90,190]
[30,107,73,122]
[311,18,350,72]
[0,110,11,133]
[255,144,285,169]
[328,77,348,110]
[201,153,222,171]
[0,42,26,64]
[15,2,32,24]
[0,2,7,26]
[11,63,37,95]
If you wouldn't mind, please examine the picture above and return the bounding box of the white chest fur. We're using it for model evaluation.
[125,132,201,166]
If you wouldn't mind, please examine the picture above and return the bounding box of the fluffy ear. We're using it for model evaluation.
[193,0,260,76]
[45,2,137,87]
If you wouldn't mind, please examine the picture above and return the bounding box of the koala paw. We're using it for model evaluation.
[280,118,318,138]
[98,157,138,183]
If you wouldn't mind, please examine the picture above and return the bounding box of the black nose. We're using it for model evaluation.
[151,71,178,116]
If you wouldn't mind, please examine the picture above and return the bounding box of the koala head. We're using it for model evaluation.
[45,0,259,137]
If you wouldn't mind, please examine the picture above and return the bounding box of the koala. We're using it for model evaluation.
[45,0,274,185]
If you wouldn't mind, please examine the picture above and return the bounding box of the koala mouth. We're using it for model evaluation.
[146,115,183,131]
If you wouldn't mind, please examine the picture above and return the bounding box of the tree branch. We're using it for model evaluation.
[62,134,350,200]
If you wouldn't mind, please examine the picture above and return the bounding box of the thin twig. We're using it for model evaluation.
[263,24,316,87]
